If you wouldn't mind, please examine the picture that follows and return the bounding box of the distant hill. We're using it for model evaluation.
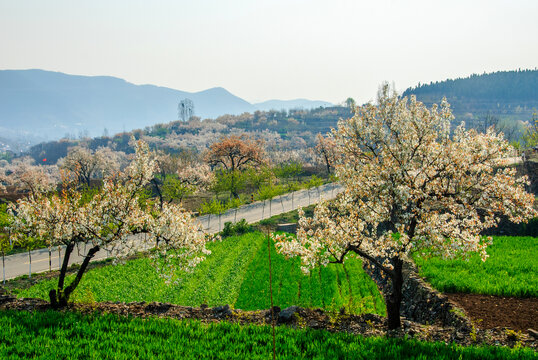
[254,99,333,112]
[0,69,331,144]
[402,69,538,123]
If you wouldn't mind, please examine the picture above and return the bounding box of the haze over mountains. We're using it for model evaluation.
[0,69,333,145]
[1,68,536,153]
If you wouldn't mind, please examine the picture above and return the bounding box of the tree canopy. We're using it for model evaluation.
[273,86,536,329]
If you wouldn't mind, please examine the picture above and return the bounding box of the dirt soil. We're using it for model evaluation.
[446,293,538,332]
[1,296,537,349]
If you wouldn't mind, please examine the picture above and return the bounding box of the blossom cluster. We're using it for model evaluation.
[273,87,536,274]
[9,140,210,280]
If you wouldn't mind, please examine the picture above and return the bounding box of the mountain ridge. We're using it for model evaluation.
[0,69,332,143]
[402,69,538,122]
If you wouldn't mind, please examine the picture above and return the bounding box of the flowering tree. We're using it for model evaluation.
[273,86,536,329]
[314,133,337,175]
[59,146,113,187]
[9,141,209,307]
[1,157,57,198]
[522,111,538,148]
[0,206,11,284]
[205,134,267,198]
[163,162,214,204]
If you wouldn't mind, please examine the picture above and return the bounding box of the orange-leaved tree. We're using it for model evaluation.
[204,134,267,198]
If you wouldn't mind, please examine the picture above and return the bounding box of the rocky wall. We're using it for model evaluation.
[362,257,472,330]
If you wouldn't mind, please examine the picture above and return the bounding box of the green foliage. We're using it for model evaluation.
[258,205,316,227]
[256,183,285,201]
[17,233,384,315]
[0,204,11,255]
[198,199,227,215]
[246,166,274,191]
[414,236,538,297]
[162,176,194,202]
[220,219,254,238]
[274,162,303,183]
[304,175,323,189]
[522,111,538,148]
[0,311,535,360]
[212,169,248,197]
[132,185,154,210]
[235,233,385,315]
[78,185,101,204]
[18,233,263,306]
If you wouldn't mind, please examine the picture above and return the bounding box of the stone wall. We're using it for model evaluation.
[363,257,472,330]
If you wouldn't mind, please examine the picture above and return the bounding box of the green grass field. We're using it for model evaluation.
[235,235,385,314]
[414,236,538,297]
[16,232,385,315]
[1,311,535,360]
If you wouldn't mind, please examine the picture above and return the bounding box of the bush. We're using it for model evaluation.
[220,219,253,238]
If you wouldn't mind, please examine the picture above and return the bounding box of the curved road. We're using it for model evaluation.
[2,183,343,282]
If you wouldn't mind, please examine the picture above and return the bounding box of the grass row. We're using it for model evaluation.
[16,232,385,315]
[1,311,536,360]
[413,236,538,297]
[235,235,385,314]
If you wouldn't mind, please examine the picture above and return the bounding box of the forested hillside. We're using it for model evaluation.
[25,106,352,165]
[403,69,538,124]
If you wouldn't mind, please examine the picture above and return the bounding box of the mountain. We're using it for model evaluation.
[0,69,332,144]
[0,69,259,141]
[402,69,538,122]
[254,99,333,112]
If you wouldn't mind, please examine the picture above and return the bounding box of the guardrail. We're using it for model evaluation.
[2,183,344,282]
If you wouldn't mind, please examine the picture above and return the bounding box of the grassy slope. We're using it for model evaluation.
[17,232,385,315]
[414,236,538,297]
[1,311,535,360]
[235,236,385,315]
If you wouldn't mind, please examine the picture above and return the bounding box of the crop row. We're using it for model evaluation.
[235,236,385,314]
[413,236,538,297]
[1,311,536,360]
[17,232,385,315]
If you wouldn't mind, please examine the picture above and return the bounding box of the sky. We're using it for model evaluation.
[1,0,537,104]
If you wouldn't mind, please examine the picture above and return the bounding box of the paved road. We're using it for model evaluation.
[2,183,343,282]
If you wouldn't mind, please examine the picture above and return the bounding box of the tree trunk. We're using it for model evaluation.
[62,245,100,304]
[151,178,164,210]
[28,249,31,279]
[385,258,403,330]
[324,155,331,175]
[2,251,5,285]
[49,242,75,308]
[231,172,239,199]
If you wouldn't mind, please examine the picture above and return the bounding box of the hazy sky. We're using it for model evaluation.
[1,0,537,104]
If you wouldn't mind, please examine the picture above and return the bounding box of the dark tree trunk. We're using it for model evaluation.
[49,243,98,308]
[230,171,239,199]
[151,178,164,210]
[49,242,75,308]
[62,245,100,304]
[385,258,403,330]
[323,154,331,175]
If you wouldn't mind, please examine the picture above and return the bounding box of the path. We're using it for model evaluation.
[2,183,343,281]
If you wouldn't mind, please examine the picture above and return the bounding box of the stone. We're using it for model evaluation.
[145,302,171,313]
[528,328,538,339]
[279,306,299,323]
[212,304,232,318]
